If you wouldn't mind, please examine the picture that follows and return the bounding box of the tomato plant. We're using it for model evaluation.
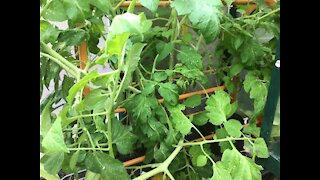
[40,0,280,179]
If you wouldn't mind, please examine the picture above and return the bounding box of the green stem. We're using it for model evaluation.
[106,111,114,157]
[68,147,109,151]
[106,43,126,158]
[195,34,203,51]
[177,15,187,37]
[84,128,96,150]
[40,0,52,16]
[68,112,106,121]
[40,52,77,77]
[200,144,215,165]
[182,147,192,177]
[257,8,280,21]
[182,137,254,146]
[151,17,170,21]
[242,8,280,28]
[252,154,257,161]
[127,0,137,13]
[196,81,209,99]
[227,137,237,149]
[114,42,128,101]
[191,123,205,140]
[151,54,159,79]
[220,25,236,38]
[128,86,141,93]
[139,64,152,74]
[165,170,175,180]
[160,105,173,132]
[113,0,126,11]
[134,140,184,180]
[169,9,178,82]
[40,41,85,75]
[242,132,254,145]
[125,163,161,170]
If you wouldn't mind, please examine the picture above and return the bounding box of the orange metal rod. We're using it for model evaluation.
[114,86,225,113]
[78,42,90,96]
[123,156,146,167]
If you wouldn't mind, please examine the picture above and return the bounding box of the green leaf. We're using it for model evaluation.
[42,117,69,153]
[229,63,244,77]
[40,163,60,180]
[119,43,146,94]
[125,94,158,124]
[106,33,130,56]
[189,145,212,167]
[175,64,207,84]
[138,0,159,13]
[141,117,168,141]
[61,75,75,99]
[243,71,257,92]
[224,0,235,11]
[215,128,232,153]
[243,71,268,115]
[240,39,265,66]
[211,163,232,180]
[205,90,233,125]
[85,170,101,180]
[171,0,223,42]
[221,149,263,180]
[91,71,115,88]
[154,142,172,162]
[41,101,52,137]
[243,123,261,137]
[95,53,111,65]
[158,83,179,105]
[58,29,88,46]
[253,138,269,158]
[192,112,209,126]
[153,71,168,82]
[67,70,100,105]
[60,0,91,24]
[250,81,268,115]
[142,82,156,95]
[183,94,202,108]
[80,89,108,111]
[223,119,242,138]
[40,20,60,43]
[222,76,235,93]
[233,36,244,50]
[90,0,111,13]
[156,41,174,62]
[106,13,152,56]
[197,155,207,167]
[168,153,187,174]
[42,0,68,21]
[69,150,80,170]
[93,116,106,131]
[177,45,203,70]
[43,152,65,175]
[108,12,152,39]
[167,104,192,135]
[85,152,130,180]
[111,118,138,155]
